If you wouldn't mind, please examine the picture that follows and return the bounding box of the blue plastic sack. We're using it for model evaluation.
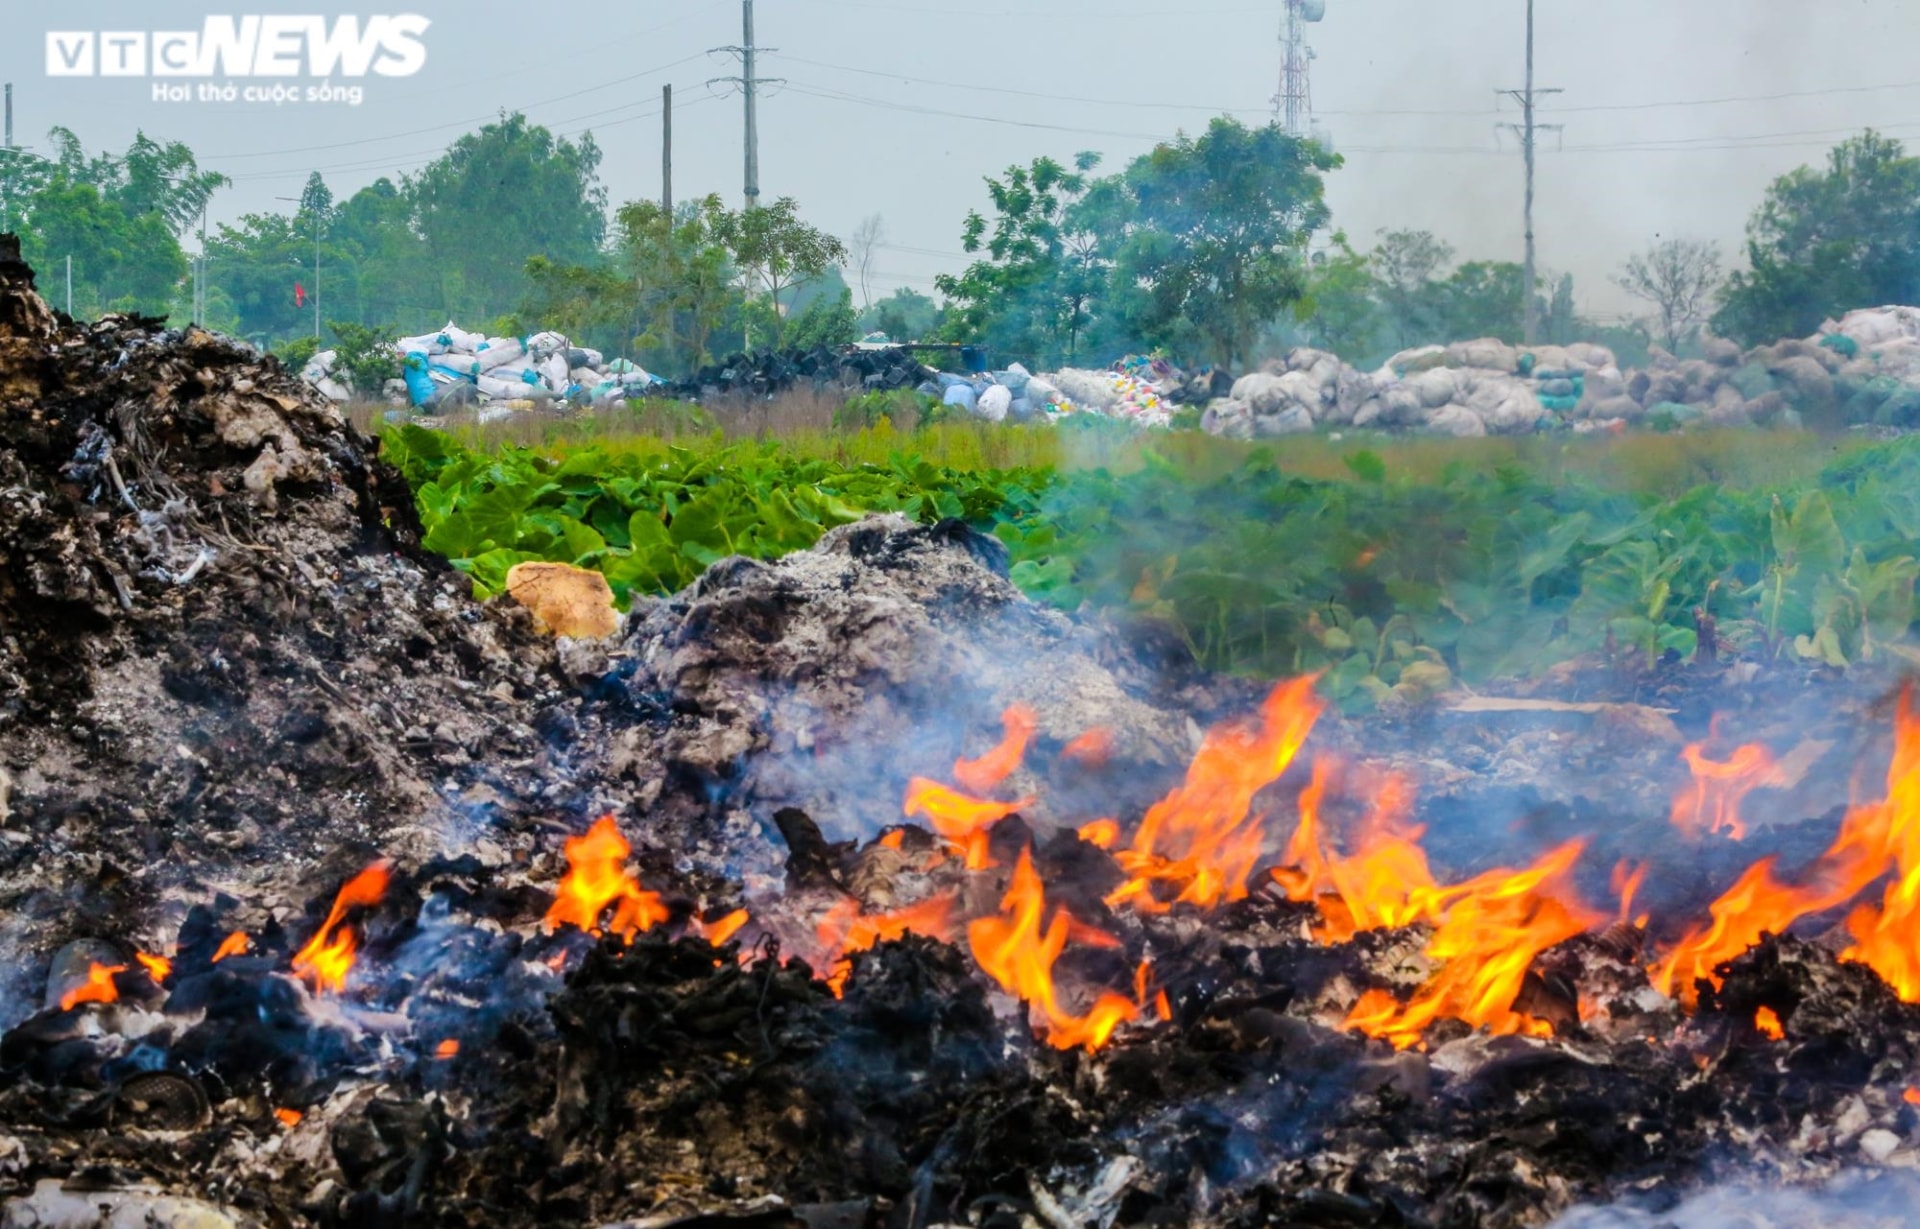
[402,351,435,407]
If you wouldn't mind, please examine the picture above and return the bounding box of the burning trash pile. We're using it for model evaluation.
[18,234,1920,1226]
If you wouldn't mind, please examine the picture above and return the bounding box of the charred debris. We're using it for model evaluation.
[6,235,1920,1228]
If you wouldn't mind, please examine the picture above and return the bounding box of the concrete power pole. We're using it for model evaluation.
[743,0,758,209]
[1499,0,1561,345]
[711,0,780,210]
[3,83,13,236]
[661,84,673,214]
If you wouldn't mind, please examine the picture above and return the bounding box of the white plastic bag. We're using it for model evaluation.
[475,338,527,371]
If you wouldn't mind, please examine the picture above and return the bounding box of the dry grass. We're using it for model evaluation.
[355,391,1876,496]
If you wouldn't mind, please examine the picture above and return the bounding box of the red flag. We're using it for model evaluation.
[295,282,306,307]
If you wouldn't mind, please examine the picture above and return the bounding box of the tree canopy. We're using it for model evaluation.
[1714,131,1920,346]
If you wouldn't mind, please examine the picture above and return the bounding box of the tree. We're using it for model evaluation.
[1616,238,1722,351]
[1107,118,1337,366]
[1370,229,1454,349]
[1300,233,1380,360]
[1432,261,1527,343]
[850,213,884,311]
[864,287,940,342]
[43,127,227,237]
[615,195,738,372]
[203,210,319,343]
[786,287,858,350]
[1714,131,1920,345]
[717,197,847,346]
[16,177,186,317]
[936,153,1109,367]
[407,113,607,323]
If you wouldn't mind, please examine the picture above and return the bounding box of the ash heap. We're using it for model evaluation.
[7,233,1920,1229]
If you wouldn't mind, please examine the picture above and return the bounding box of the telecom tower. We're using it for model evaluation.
[1273,0,1327,141]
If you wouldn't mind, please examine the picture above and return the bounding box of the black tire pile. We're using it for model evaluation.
[661,345,935,402]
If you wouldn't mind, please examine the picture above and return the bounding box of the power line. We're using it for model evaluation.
[783,81,1172,141]
[1541,77,1920,115]
[202,53,709,161]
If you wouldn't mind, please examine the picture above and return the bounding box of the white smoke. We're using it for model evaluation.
[1551,1170,1920,1228]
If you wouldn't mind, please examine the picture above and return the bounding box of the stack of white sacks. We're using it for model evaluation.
[301,323,659,413]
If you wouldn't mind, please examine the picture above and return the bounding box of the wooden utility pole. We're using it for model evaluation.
[1499,0,1561,344]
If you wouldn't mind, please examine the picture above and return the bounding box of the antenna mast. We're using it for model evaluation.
[1273,0,1325,138]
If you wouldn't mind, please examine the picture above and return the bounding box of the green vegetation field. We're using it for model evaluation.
[385,420,1919,708]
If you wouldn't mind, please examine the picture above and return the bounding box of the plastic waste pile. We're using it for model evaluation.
[927,355,1228,428]
[660,344,933,401]
[1198,339,1621,440]
[300,323,659,417]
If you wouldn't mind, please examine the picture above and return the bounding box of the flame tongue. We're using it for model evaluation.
[953,704,1038,795]
[1273,761,1434,942]
[903,779,1033,871]
[968,848,1138,1051]
[816,895,957,996]
[1671,739,1781,840]
[1344,841,1598,1050]
[544,815,669,941]
[1655,690,1920,1007]
[1109,675,1324,913]
[292,862,391,994]
[60,962,126,1011]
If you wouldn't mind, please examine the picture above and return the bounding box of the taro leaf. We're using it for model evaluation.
[668,491,737,559]
[1010,557,1080,609]
[559,517,606,564]
[1848,548,1919,644]
[589,500,633,549]
[1772,491,1844,577]
[421,509,484,559]
[1795,626,1850,669]
[1519,512,1593,589]
[1656,624,1699,659]
[457,548,544,601]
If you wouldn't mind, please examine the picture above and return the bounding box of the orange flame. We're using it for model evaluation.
[1905,1087,1920,1107]
[1273,761,1435,942]
[902,779,1033,871]
[969,848,1139,1051]
[1838,691,1920,1000]
[291,862,390,994]
[954,704,1038,794]
[816,894,957,997]
[135,952,172,984]
[1611,861,1648,928]
[1062,727,1114,767]
[1343,841,1598,1049]
[435,1039,460,1059]
[212,930,250,962]
[1754,1005,1784,1040]
[1108,676,1324,914]
[1670,738,1781,840]
[692,908,750,947]
[1657,693,1920,1008]
[543,816,669,942]
[274,1108,303,1128]
[60,962,125,1011]
[1077,818,1119,850]
[877,829,906,851]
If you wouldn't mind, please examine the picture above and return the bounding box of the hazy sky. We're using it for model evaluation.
[7,0,1920,322]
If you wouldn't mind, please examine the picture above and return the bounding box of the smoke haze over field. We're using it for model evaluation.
[4,0,1918,321]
